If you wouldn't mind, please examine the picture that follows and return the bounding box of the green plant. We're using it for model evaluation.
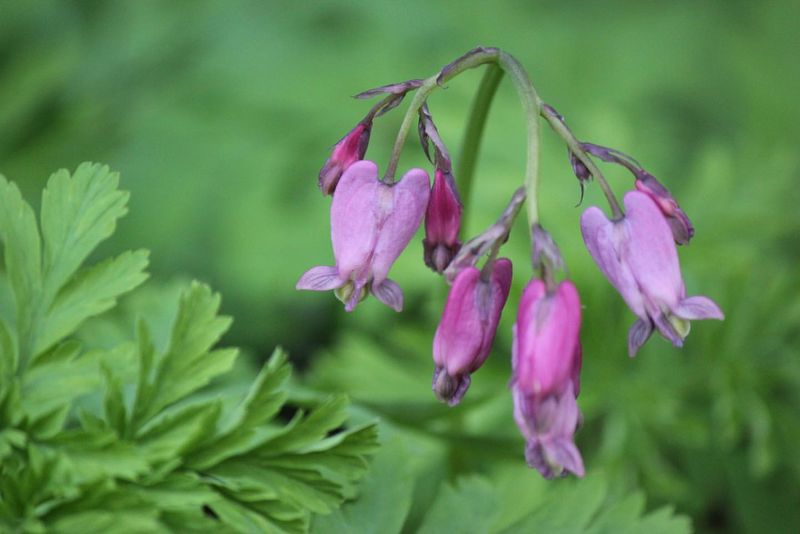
[0,163,377,533]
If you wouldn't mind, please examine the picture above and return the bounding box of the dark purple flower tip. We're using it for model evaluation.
[569,151,592,182]
[432,366,471,406]
[423,168,462,273]
[318,122,372,196]
[635,172,694,244]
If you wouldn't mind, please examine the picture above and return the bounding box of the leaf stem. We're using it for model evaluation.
[456,64,504,216]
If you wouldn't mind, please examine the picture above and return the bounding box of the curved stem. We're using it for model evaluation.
[542,112,624,218]
[496,52,542,230]
[383,48,502,182]
[456,64,504,215]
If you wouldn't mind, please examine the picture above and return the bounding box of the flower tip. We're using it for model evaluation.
[432,367,471,406]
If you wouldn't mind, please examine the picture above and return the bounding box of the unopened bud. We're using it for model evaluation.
[318,122,371,196]
[423,169,462,273]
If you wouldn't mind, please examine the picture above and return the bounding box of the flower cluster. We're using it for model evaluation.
[296,48,723,479]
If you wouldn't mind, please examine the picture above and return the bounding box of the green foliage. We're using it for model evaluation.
[0,164,378,533]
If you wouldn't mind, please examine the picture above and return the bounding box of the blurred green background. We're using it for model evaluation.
[1,1,798,532]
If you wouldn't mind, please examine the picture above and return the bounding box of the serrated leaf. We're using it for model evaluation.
[37,249,149,354]
[136,400,222,461]
[311,438,415,534]
[102,364,126,436]
[185,349,291,469]
[0,175,42,365]
[39,163,129,301]
[132,282,236,428]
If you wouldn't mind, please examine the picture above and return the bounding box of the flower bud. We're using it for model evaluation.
[318,122,371,195]
[432,258,512,405]
[512,279,584,479]
[635,171,694,245]
[581,191,723,356]
[423,168,462,273]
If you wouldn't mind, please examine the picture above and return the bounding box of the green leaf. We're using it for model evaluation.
[0,174,42,359]
[417,475,497,534]
[185,349,291,469]
[0,318,15,381]
[38,250,149,354]
[132,282,236,428]
[39,163,129,300]
[136,400,222,461]
[311,438,416,534]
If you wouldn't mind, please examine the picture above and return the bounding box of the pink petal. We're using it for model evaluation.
[330,161,381,281]
[372,278,404,312]
[371,168,430,284]
[296,266,343,291]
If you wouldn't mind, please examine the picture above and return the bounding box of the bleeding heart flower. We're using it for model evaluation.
[512,278,584,479]
[297,160,429,312]
[581,191,723,356]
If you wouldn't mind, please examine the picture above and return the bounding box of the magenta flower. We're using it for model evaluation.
[423,168,462,273]
[432,258,512,405]
[318,121,372,195]
[297,160,430,312]
[581,191,724,356]
[512,279,584,479]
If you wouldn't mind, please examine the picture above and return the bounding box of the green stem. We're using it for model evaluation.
[456,64,504,215]
[542,112,624,218]
[383,49,502,181]
[496,52,542,229]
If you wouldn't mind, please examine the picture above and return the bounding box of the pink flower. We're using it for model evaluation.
[512,279,584,479]
[423,168,462,273]
[581,191,724,356]
[318,122,371,195]
[297,160,430,312]
[432,259,513,405]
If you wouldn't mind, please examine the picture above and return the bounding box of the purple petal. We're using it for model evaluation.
[330,161,381,280]
[371,168,430,284]
[547,438,585,477]
[674,295,725,320]
[580,206,646,317]
[627,318,653,357]
[623,191,684,309]
[372,278,404,312]
[296,266,343,291]
[433,267,484,373]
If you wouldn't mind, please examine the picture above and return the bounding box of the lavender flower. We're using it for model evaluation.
[512,279,584,479]
[581,191,724,356]
[432,259,512,405]
[298,160,430,311]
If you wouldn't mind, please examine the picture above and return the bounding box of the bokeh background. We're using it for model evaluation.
[2,1,799,532]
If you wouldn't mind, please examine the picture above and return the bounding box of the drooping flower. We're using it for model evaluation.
[297,160,429,312]
[318,121,372,195]
[423,168,462,273]
[512,279,584,479]
[580,191,723,356]
[432,258,512,405]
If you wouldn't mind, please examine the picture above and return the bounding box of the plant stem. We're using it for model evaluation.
[456,64,504,215]
[496,51,542,229]
[383,48,502,182]
[541,112,624,218]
